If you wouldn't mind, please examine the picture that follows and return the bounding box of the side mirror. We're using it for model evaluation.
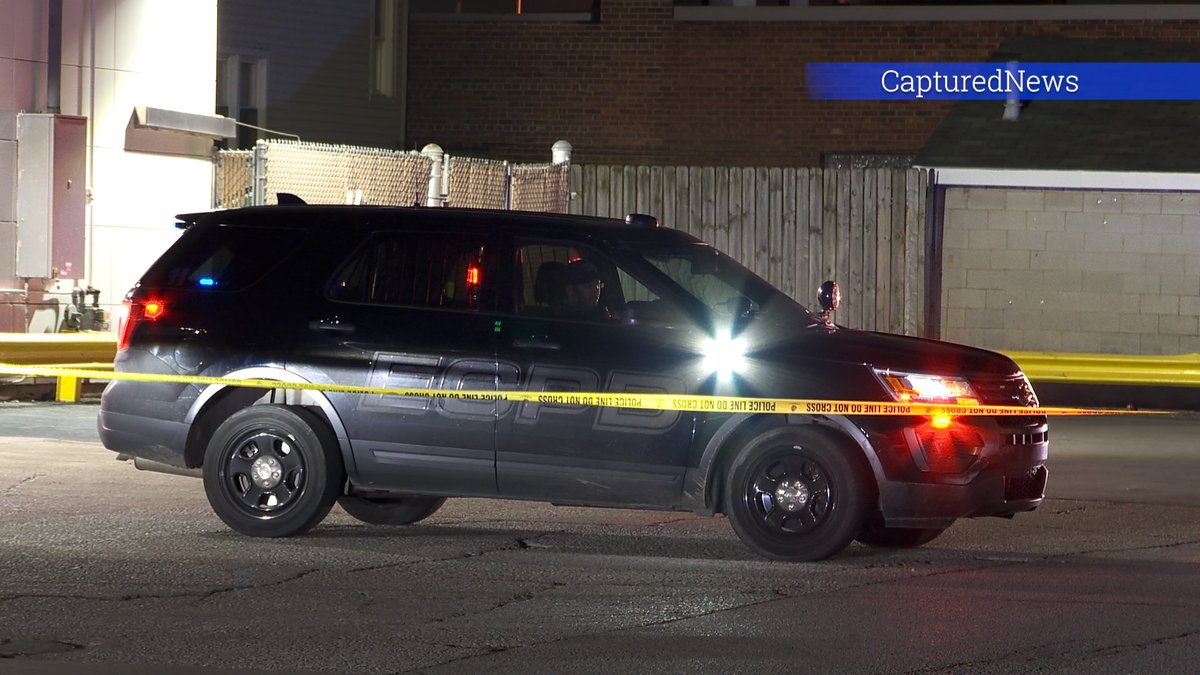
[817,280,840,320]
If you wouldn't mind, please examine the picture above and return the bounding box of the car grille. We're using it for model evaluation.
[973,374,1039,407]
[1005,465,1048,501]
[1004,429,1049,446]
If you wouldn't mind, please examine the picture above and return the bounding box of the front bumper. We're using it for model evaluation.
[878,464,1047,528]
[870,416,1049,528]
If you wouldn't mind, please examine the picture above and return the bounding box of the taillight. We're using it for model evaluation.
[116,299,166,351]
[116,301,134,351]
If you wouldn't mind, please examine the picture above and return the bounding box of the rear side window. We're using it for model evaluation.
[146,225,304,291]
[328,233,487,310]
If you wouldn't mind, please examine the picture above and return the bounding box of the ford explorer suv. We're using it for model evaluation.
[99,203,1048,561]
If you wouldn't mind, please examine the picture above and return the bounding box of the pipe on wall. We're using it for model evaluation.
[47,0,62,113]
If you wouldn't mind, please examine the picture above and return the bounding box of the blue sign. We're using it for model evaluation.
[806,62,1200,101]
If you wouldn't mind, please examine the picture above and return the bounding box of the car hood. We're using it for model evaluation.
[754,324,1020,379]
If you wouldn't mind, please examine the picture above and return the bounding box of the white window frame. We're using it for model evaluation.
[372,0,399,98]
[217,53,268,146]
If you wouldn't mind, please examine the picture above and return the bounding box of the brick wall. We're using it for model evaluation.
[408,1,1200,165]
[941,187,1200,355]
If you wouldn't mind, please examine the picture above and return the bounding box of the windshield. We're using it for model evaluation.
[629,244,815,325]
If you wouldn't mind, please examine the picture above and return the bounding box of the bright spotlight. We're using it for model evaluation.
[701,332,747,380]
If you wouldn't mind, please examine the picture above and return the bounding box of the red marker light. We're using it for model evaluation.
[466,265,481,286]
[916,417,983,473]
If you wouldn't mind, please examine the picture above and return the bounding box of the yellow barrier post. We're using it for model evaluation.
[56,374,82,402]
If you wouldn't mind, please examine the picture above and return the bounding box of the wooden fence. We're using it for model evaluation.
[569,165,930,336]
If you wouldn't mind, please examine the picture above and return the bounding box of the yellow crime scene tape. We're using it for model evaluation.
[0,362,1162,417]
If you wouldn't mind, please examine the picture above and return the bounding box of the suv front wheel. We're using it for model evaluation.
[723,426,869,562]
[203,405,344,537]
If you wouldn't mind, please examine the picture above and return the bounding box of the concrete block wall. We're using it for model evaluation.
[941,186,1200,355]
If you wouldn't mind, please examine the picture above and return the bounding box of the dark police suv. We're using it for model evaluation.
[99,203,1047,561]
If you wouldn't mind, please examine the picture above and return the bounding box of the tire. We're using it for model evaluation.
[203,405,344,537]
[338,495,446,526]
[856,516,946,548]
[723,426,870,562]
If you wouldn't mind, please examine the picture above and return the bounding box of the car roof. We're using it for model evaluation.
[176,205,702,246]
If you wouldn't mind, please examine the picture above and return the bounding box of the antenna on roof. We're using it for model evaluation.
[277,193,307,205]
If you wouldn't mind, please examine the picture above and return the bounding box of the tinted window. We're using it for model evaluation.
[146,225,304,291]
[329,233,487,310]
[634,244,814,323]
[516,240,672,324]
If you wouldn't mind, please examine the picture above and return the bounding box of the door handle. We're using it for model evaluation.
[512,339,560,350]
[308,318,355,333]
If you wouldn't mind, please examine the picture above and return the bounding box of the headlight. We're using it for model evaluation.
[873,369,978,405]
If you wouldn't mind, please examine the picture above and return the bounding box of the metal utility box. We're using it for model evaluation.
[17,114,87,279]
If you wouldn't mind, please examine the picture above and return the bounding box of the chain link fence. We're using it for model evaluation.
[213,150,255,209]
[262,142,431,206]
[445,156,509,209]
[512,164,570,213]
[214,140,570,212]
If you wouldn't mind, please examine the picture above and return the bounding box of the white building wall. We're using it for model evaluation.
[941,186,1200,355]
[1,0,217,327]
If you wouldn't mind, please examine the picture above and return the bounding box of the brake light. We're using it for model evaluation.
[143,301,166,320]
[115,299,166,352]
[466,264,481,287]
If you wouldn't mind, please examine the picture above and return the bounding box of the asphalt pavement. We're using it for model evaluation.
[1,402,1198,674]
[0,401,102,442]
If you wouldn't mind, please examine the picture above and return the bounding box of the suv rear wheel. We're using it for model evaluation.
[338,495,446,526]
[203,405,344,537]
[723,426,869,562]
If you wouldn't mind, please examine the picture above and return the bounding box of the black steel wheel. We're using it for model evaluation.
[338,495,446,526]
[856,515,946,548]
[723,426,869,562]
[203,405,344,537]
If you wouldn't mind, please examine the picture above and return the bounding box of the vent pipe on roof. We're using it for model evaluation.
[1002,61,1020,122]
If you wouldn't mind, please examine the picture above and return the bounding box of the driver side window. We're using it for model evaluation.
[514,240,686,327]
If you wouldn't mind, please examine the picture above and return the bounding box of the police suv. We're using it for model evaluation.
[99,203,1048,561]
